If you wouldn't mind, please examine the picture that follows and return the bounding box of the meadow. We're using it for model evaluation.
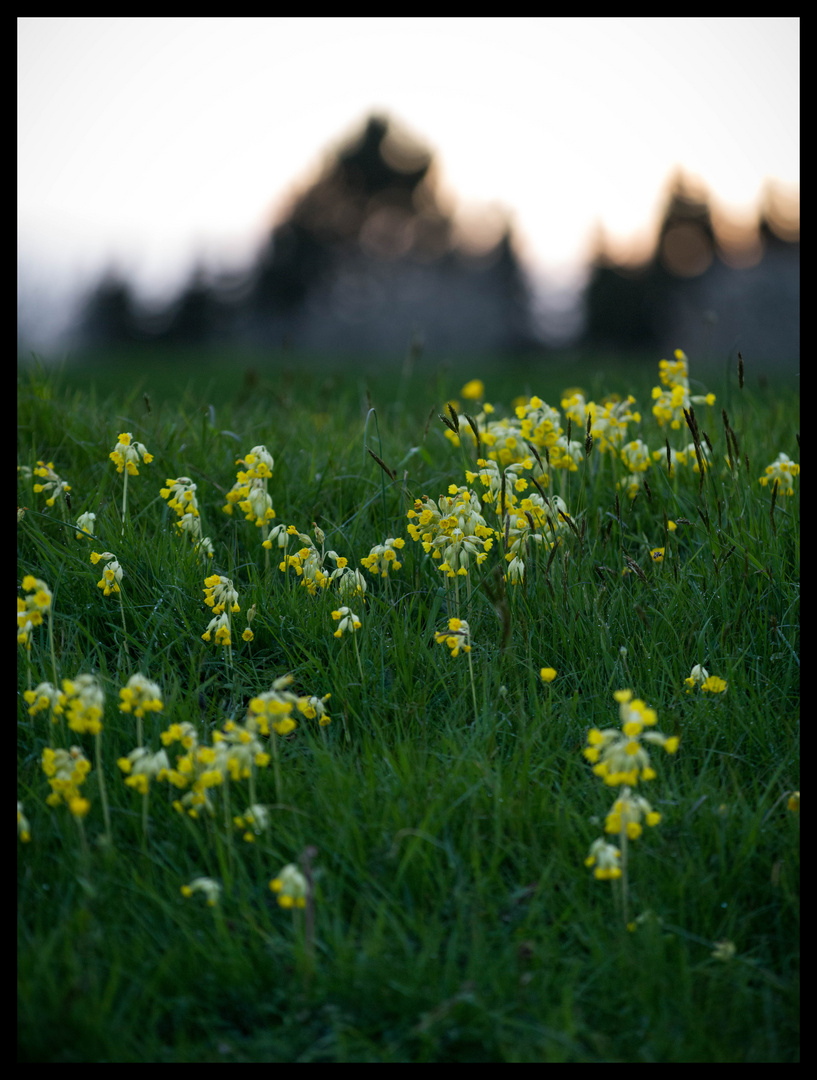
[17,348,799,1062]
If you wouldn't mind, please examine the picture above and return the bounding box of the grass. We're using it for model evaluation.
[17,349,799,1062]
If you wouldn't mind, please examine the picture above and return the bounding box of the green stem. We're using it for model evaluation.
[271,730,282,804]
[121,469,129,537]
[95,730,112,846]
[467,648,479,719]
[353,632,365,684]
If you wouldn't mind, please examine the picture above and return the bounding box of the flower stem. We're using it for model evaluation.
[95,730,112,846]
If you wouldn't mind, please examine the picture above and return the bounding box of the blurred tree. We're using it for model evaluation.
[77,270,143,347]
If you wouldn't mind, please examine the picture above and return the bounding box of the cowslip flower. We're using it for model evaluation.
[23,681,64,722]
[683,665,727,694]
[90,551,123,596]
[75,511,96,541]
[233,804,271,843]
[111,432,152,535]
[604,786,661,840]
[434,617,471,658]
[41,745,92,808]
[331,607,362,638]
[298,693,332,727]
[758,452,800,496]
[181,877,222,906]
[117,746,171,794]
[584,838,623,880]
[360,537,406,578]
[18,575,52,650]
[62,674,105,736]
[31,460,72,509]
[119,674,164,719]
[17,802,31,842]
[461,379,485,401]
[203,574,240,614]
[247,676,303,737]
[269,863,308,908]
[651,350,716,429]
[109,432,153,476]
[202,574,250,650]
[583,690,678,786]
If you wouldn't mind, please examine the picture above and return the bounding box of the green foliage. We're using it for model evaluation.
[17,352,799,1062]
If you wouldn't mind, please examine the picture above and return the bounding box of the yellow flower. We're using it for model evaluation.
[434,617,471,658]
[585,838,622,880]
[461,379,485,401]
[109,432,153,476]
[181,877,222,906]
[649,548,665,563]
[540,667,557,683]
[269,863,308,908]
[331,607,362,637]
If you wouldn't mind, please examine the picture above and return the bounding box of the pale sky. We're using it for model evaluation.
[18,16,799,342]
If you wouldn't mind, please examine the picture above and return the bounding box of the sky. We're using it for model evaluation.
[18,16,800,345]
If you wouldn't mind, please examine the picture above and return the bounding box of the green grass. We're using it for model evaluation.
[17,350,799,1062]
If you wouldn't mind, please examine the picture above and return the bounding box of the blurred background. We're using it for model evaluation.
[18,17,799,370]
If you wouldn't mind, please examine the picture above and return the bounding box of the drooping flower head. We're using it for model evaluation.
[32,460,72,508]
[434,617,472,658]
[180,877,222,906]
[269,863,308,908]
[331,607,362,638]
[62,674,105,736]
[584,838,623,880]
[758,452,800,496]
[18,575,53,649]
[583,690,678,786]
[119,674,165,719]
[90,551,123,596]
[110,433,153,476]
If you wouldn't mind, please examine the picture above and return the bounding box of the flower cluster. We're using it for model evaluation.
[331,607,362,638]
[117,746,171,794]
[561,393,641,454]
[683,665,727,694]
[435,617,471,657]
[650,349,716,430]
[360,536,406,578]
[583,690,678,787]
[25,675,106,736]
[118,674,165,719]
[41,745,92,816]
[31,460,72,508]
[23,681,64,723]
[279,526,332,595]
[223,445,275,527]
[270,863,308,908]
[582,690,678,889]
[758,452,800,496]
[160,476,214,559]
[247,674,313,736]
[406,490,493,583]
[109,433,153,476]
[17,575,52,650]
[62,674,106,736]
[90,551,123,596]
[202,573,252,646]
[233,803,271,843]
